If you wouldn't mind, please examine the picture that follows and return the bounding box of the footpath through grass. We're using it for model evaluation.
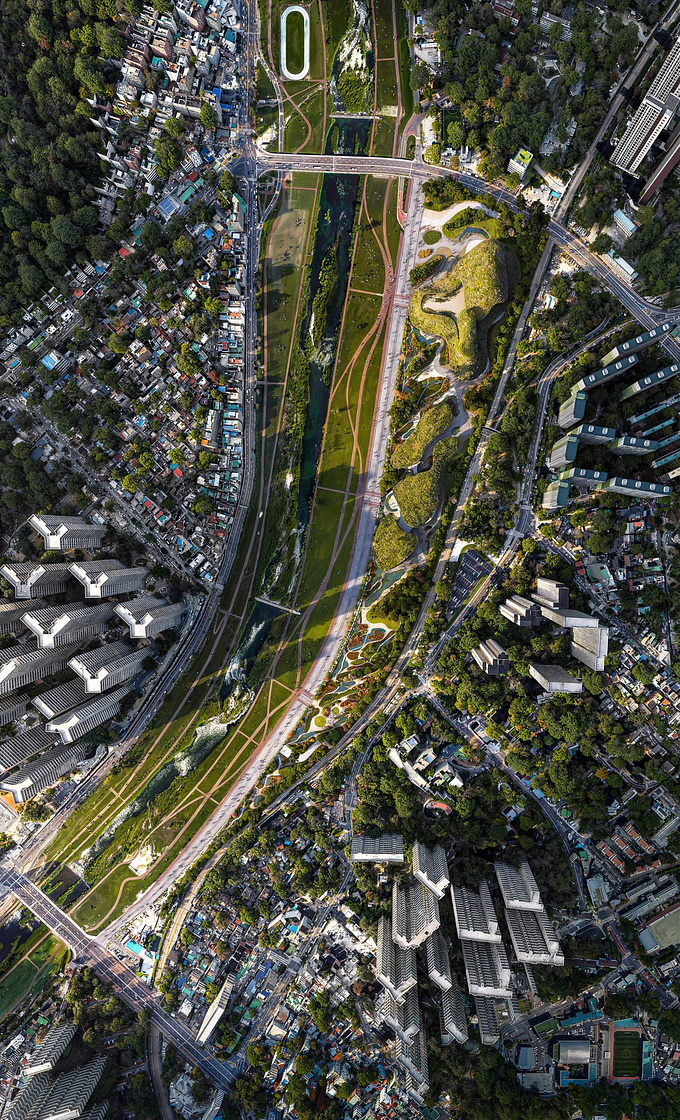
[44,176,402,933]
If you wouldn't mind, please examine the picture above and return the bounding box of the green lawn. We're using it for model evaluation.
[373,0,395,55]
[284,8,306,75]
[263,179,317,380]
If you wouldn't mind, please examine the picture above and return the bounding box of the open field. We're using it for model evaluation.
[263,182,317,381]
[0,934,63,1024]
[283,8,306,75]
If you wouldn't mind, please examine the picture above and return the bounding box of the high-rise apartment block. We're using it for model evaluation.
[528,664,583,693]
[392,881,440,949]
[451,882,501,943]
[0,693,28,726]
[571,625,609,671]
[0,741,90,803]
[32,679,89,720]
[532,578,569,610]
[621,363,680,401]
[46,685,130,744]
[378,987,421,1043]
[0,563,72,599]
[5,1056,106,1120]
[68,642,145,694]
[22,603,114,649]
[494,860,564,966]
[0,641,83,696]
[494,861,541,910]
[505,908,565,965]
[599,476,672,498]
[29,515,106,552]
[601,323,674,366]
[461,939,513,998]
[470,638,509,678]
[0,726,61,775]
[542,480,570,511]
[438,983,468,1045]
[610,435,658,455]
[558,390,587,430]
[0,599,45,634]
[114,596,184,638]
[548,434,578,470]
[425,929,453,991]
[571,423,616,445]
[375,917,417,1003]
[23,1023,77,1077]
[499,594,542,628]
[69,561,148,599]
[474,995,500,1045]
[349,833,404,863]
[611,36,680,173]
[395,1021,429,1088]
[413,842,449,899]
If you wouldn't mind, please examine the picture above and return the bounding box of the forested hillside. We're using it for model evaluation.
[0,0,129,322]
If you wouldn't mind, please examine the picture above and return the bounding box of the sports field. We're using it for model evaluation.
[612,1030,641,1079]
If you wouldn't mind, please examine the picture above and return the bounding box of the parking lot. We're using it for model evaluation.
[446,549,493,618]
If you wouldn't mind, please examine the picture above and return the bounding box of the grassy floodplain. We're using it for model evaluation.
[39,174,402,933]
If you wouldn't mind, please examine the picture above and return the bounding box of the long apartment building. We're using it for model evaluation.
[114,595,184,638]
[23,1023,77,1077]
[0,563,72,599]
[452,881,513,999]
[22,603,114,649]
[46,686,131,744]
[378,987,421,1043]
[461,939,513,998]
[439,984,468,1045]
[392,880,441,949]
[611,36,680,173]
[412,841,449,899]
[68,642,146,694]
[32,679,89,721]
[29,515,107,552]
[0,599,45,634]
[494,860,564,966]
[0,693,28,726]
[0,641,84,696]
[451,882,501,942]
[425,928,453,991]
[4,1055,107,1120]
[0,741,91,803]
[375,916,417,1003]
[0,726,61,776]
[349,833,404,863]
[69,561,148,599]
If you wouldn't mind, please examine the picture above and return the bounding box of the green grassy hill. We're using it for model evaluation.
[373,516,416,570]
[391,401,451,469]
[409,240,518,377]
[393,435,460,527]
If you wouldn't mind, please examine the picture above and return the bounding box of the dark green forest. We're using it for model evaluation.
[0,0,132,322]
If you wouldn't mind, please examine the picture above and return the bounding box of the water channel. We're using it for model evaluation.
[297,118,371,526]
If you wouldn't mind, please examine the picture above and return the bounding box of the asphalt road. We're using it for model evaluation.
[0,866,235,1086]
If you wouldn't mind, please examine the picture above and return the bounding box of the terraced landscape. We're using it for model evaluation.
[409,240,518,376]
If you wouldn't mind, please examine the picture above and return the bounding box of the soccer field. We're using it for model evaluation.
[612,1030,641,1079]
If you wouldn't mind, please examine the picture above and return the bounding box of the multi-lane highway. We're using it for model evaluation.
[0,866,235,1086]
